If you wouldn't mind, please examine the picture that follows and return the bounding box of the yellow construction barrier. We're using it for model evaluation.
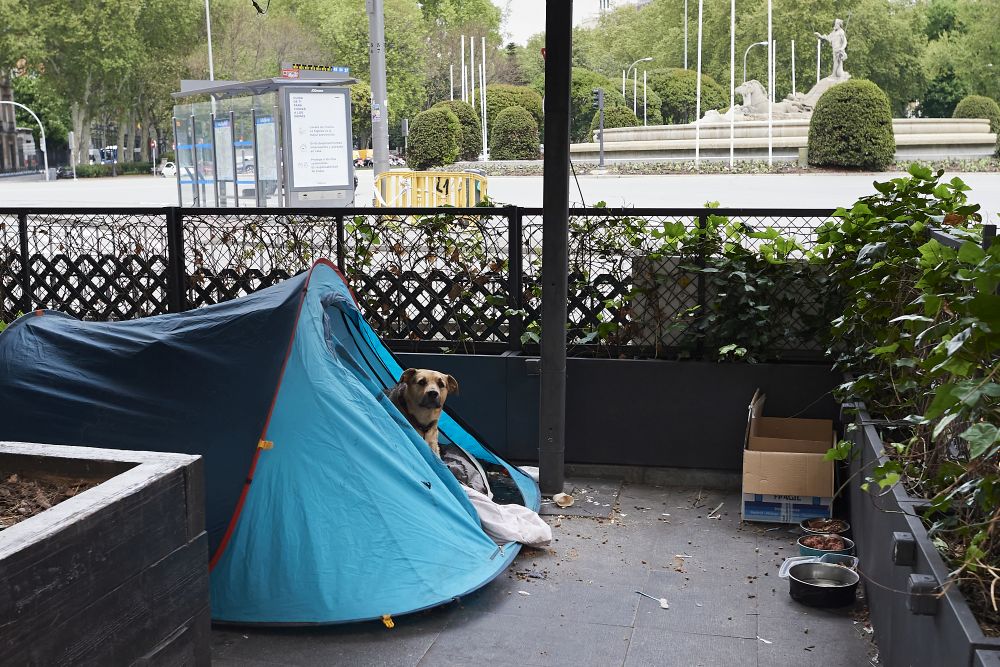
[373,171,488,208]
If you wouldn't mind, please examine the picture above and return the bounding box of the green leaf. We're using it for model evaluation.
[878,472,901,489]
[958,241,986,265]
[932,414,959,440]
[926,384,960,419]
[960,424,1000,458]
[870,342,899,356]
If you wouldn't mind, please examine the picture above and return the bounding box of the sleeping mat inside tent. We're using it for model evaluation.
[0,259,540,624]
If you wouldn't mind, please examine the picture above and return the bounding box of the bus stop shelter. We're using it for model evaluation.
[171,68,357,208]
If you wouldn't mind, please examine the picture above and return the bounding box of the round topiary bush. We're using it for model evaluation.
[808,79,896,170]
[952,95,1000,134]
[406,107,461,170]
[477,84,543,135]
[489,105,539,160]
[590,104,639,135]
[432,100,482,161]
[647,68,727,125]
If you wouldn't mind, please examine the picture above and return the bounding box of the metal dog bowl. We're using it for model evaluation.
[787,561,860,607]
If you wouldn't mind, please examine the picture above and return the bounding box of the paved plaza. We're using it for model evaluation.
[210,476,876,667]
[2,170,998,218]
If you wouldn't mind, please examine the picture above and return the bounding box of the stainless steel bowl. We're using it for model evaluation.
[788,561,860,607]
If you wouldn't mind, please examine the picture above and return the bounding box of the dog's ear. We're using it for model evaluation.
[400,368,417,384]
[446,375,459,395]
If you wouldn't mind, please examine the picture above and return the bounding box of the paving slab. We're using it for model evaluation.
[210,478,875,666]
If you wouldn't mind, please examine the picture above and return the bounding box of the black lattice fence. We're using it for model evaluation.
[0,206,837,359]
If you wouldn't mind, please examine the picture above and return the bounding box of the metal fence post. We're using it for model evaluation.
[166,207,187,313]
[336,213,346,274]
[507,206,524,352]
[695,213,708,361]
[982,223,996,250]
[17,213,31,314]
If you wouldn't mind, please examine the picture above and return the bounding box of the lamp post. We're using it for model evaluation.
[626,57,653,115]
[204,0,214,80]
[743,41,768,83]
[1,101,49,181]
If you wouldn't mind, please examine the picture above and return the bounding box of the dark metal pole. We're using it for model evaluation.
[598,89,605,169]
[695,213,707,361]
[539,0,572,496]
[18,213,31,313]
[507,205,524,353]
[982,223,996,250]
[336,213,346,274]
[166,207,187,313]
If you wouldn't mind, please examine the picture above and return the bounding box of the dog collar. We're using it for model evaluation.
[413,419,437,435]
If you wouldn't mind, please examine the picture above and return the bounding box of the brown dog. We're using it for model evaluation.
[387,368,459,458]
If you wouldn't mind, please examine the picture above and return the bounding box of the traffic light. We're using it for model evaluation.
[592,88,603,109]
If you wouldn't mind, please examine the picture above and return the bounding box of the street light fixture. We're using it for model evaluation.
[0,101,49,181]
[625,57,654,115]
[743,41,768,84]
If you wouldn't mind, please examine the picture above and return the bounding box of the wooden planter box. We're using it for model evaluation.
[846,407,1000,667]
[0,442,209,666]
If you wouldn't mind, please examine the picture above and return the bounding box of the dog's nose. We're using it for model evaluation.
[426,389,439,399]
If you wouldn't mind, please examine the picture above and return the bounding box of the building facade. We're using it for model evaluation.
[0,73,20,171]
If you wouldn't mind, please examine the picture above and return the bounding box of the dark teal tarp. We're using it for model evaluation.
[0,260,539,623]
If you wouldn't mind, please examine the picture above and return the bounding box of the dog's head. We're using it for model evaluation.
[399,368,458,410]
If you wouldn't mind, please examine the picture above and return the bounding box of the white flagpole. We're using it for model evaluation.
[695,0,703,166]
[461,35,467,102]
[729,0,735,167]
[684,0,689,69]
[791,40,796,95]
[622,70,626,99]
[767,0,773,166]
[633,68,638,115]
[450,65,455,101]
[817,38,821,84]
[481,36,488,159]
[643,70,647,126]
[470,37,476,108]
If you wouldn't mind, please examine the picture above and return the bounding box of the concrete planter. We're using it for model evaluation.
[399,352,840,470]
[847,406,1000,667]
[0,442,209,665]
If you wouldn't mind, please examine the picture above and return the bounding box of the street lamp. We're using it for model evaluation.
[0,101,49,181]
[205,0,214,81]
[625,57,653,114]
[743,41,768,84]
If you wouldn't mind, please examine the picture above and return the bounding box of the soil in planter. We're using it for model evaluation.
[801,535,846,551]
[804,518,848,533]
[0,472,98,530]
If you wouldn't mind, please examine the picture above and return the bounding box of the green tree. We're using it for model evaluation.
[952,94,1000,134]
[590,105,639,135]
[10,73,70,160]
[352,82,373,149]
[475,84,543,134]
[920,68,967,117]
[648,68,727,125]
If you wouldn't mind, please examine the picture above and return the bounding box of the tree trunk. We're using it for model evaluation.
[139,115,151,162]
[116,113,129,163]
[70,101,90,166]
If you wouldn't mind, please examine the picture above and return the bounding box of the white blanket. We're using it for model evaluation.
[462,484,552,547]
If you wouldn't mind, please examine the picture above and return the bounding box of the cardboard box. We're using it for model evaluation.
[741,389,835,523]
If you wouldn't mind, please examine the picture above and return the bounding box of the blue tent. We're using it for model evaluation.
[0,260,539,624]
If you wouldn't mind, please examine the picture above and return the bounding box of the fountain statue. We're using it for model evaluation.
[700,18,852,123]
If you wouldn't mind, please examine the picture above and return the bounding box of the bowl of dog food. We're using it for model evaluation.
[799,517,850,536]
[797,533,855,557]
[784,560,860,607]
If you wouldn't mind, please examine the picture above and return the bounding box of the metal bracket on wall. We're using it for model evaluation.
[892,531,916,566]
[907,574,940,615]
[524,358,540,376]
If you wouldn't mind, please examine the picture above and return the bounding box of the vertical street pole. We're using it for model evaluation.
[791,39,796,95]
[450,65,455,100]
[633,68,637,115]
[643,71,647,126]
[367,0,390,181]
[470,37,476,111]
[767,0,773,167]
[694,0,703,166]
[482,36,488,158]
[461,35,466,102]
[622,70,625,100]
[598,89,605,168]
[204,0,215,81]
[817,38,821,84]
[684,0,689,69]
[539,0,572,496]
[729,0,735,168]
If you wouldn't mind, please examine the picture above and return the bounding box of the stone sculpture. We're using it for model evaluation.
[815,19,850,81]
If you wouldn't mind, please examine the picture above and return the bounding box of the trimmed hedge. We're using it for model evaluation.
[490,105,539,160]
[75,162,153,178]
[808,79,896,170]
[647,68,727,125]
[406,108,461,169]
[476,84,543,135]
[432,100,482,161]
[952,94,1000,134]
[590,105,639,135]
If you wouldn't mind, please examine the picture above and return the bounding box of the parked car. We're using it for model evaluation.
[161,162,177,177]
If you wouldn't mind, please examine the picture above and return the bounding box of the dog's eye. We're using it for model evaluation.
[418,378,427,385]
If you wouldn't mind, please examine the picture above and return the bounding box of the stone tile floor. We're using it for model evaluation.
[212,478,878,666]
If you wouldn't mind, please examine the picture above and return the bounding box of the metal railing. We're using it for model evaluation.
[1,205,839,359]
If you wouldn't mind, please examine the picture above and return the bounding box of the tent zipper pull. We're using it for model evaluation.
[381,614,395,629]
